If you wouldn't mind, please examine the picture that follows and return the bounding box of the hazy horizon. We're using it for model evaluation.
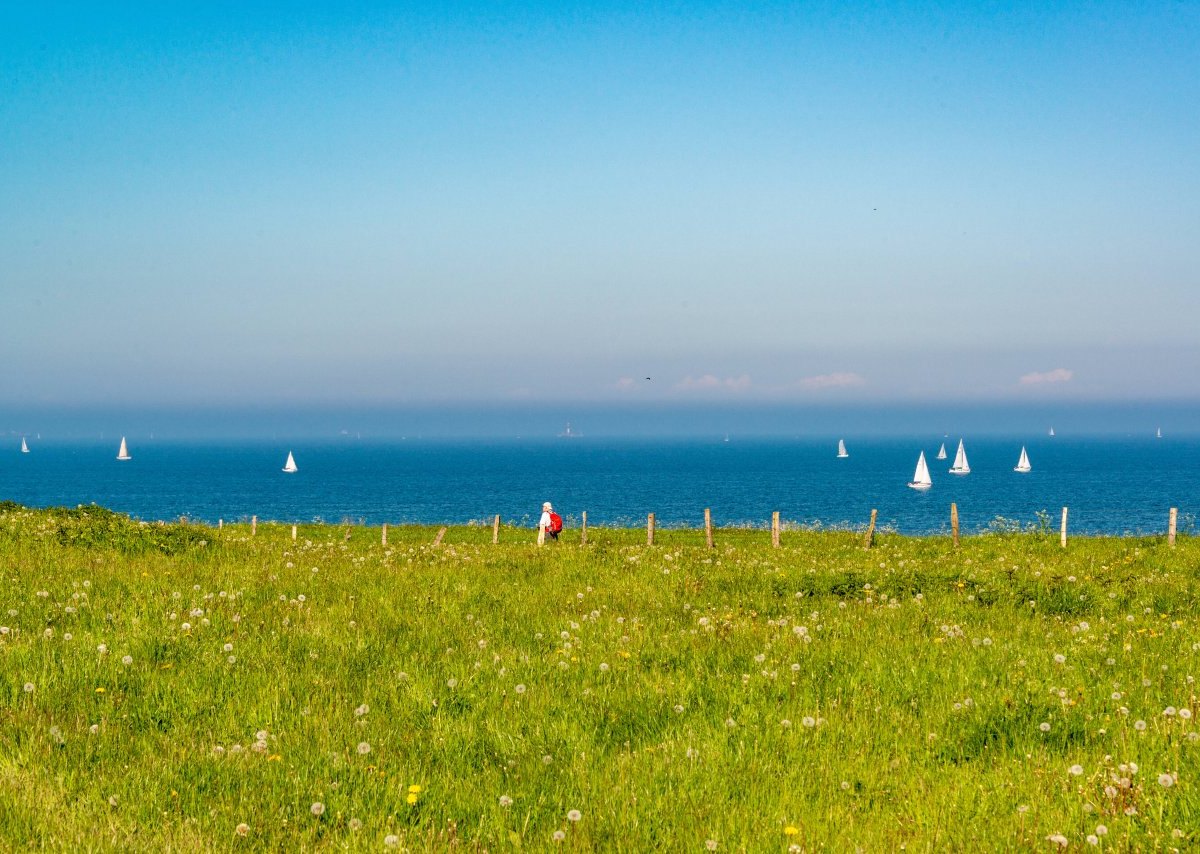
[3,399,1196,442]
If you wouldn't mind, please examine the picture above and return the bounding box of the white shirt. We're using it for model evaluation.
[539,511,551,529]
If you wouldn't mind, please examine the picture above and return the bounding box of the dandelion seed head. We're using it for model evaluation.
[310,802,325,816]
[567,809,581,822]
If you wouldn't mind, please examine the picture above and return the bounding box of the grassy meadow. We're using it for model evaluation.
[0,503,1198,850]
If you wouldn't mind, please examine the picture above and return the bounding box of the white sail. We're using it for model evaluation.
[1014,446,1031,473]
[1049,426,1055,437]
[116,437,131,460]
[949,439,970,474]
[283,451,298,473]
[1156,427,1162,439]
[20,437,29,453]
[837,439,849,458]
[936,442,947,460]
[908,451,932,489]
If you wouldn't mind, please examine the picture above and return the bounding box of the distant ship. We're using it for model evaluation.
[935,442,947,460]
[282,451,298,473]
[949,440,970,475]
[558,422,580,438]
[1157,427,1163,439]
[116,437,131,461]
[908,451,932,490]
[1014,446,1031,473]
[837,439,849,458]
[20,437,29,454]
[1049,426,1055,437]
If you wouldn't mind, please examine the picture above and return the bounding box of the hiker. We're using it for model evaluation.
[538,501,563,544]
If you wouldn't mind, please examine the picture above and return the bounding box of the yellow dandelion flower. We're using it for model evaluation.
[95,687,106,693]
[784,826,799,836]
[267,754,282,762]
[407,784,422,794]
[406,792,419,805]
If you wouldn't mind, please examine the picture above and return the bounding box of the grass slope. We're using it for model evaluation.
[0,505,1197,850]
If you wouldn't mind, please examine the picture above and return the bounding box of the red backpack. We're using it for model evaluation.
[548,512,563,533]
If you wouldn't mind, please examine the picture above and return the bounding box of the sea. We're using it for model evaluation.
[2,433,1197,536]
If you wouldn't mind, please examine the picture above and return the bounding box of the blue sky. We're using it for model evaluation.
[2,1,1198,407]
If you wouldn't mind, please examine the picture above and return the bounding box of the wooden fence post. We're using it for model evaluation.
[1060,507,1068,548]
[251,515,257,536]
[581,511,588,546]
[647,513,655,546]
[492,515,500,544]
[434,527,447,546]
[218,518,223,530]
[381,523,388,546]
[1168,507,1177,547]
[950,503,959,547]
[771,511,780,548]
[864,509,877,549]
[704,508,713,549]
[291,524,297,541]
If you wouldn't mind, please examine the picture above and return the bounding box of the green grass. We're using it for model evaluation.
[0,504,1197,850]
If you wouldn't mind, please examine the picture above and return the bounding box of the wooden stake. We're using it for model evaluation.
[864,509,877,549]
[218,518,223,530]
[291,524,297,541]
[581,510,588,546]
[1168,507,1178,547]
[382,523,388,546]
[704,508,713,549]
[433,527,447,546]
[251,515,257,536]
[1060,507,1068,548]
[771,511,780,548]
[647,513,655,546]
[492,515,500,544]
[950,503,959,547]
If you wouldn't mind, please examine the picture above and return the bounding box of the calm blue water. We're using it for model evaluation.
[1,437,1197,535]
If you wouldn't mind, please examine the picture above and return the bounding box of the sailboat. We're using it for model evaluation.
[908,451,932,490]
[282,451,298,473]
[935,442,947,460]
[837,439,849,458]
[1156,427,1163,439]
[949,439,970,475]
[20,437,29,454]
[1049,426,1055,437]
[116,437,131,461]
[1014,446,1031,473]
